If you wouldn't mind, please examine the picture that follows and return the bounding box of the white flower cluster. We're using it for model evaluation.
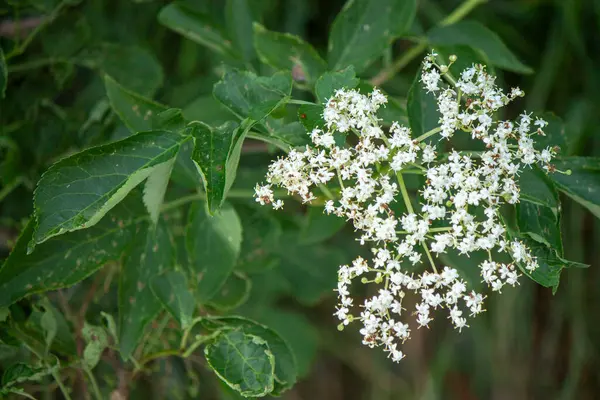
[254,53,559,362]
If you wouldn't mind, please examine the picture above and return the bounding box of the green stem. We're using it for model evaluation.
[370,42,428,86]
[287,99,317,106]
[84,367,103,400]
[415,127,442,143]
[422,243,438,274]
[395,172,414,214]
[51,370,72,400]
[439,0,487,26]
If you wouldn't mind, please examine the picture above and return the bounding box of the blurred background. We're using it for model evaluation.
[1,0,600,399]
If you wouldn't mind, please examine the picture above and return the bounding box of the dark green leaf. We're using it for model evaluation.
[0,197,142,307]
[105,75,168,134]
[225,0,256,63]
[200,316,297,394]
[190,121,248,213]
[427,21,532,74]
[1,363,54,388]
[205,329,275,397]
[31,130,187,247]
[0,46,6,99]
[328,0,416,73]
[407,69,440,139]
[519,166,559,210]
[158,3,238,60]
[533,112,568,152]
[186,202,243,302]
[150,270,195,329]
[82,323,109,369]
[315,66,359,104]
[119,221,175,358]
[517,201,562,256]
[236,205,281,273]
[213,68,292,122]
[207,273,251,311]
[299,206,346,245]
[551,157,600,219]
[253,23,327,85]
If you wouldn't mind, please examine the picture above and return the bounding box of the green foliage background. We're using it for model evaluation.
[1,0,600,398]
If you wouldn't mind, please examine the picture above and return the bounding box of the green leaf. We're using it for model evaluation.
[519,166,559,210]
[100,312,118,345]
[105,75,168,133]
[31,130,188,248]
[427,21,532,74]
[158,3,238,60]
[328,0,416,73]
[39,302,57,353]
[517,201,562,256]
[225,0,256,63]
[1,362,55,388]
[150,270,195,329]
[183,95,234,125]
[190,121,248,213]
[298,104,325,131]
[205,329,275,397]
[551,157,600,219]
[0,46,6,99]
[213,68,292,122]
[315,66,359,104]
[253,23,327,85]
[119,221,175,359]
[236,205,281,273]
[143,157,176,224]
[200,316,297,395]
[533,112,568,152]
[299,206,346,245]
[0,197,142,307]
[82,323,109,370]
[407,67,440,139]
[186,202,243,302]
[207,273,251,311]
[81,43,164,96]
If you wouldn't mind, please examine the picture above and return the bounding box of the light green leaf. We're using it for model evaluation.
[253,23,327,85]
[213,68,292,122]
[315,66,359,104]
[31,130,188,248]
[82,323,109,370]
[158,3,238,60]
[299,206,346,245]
[100,312,118,345]
[519,166,559,210]
[150,270,195,329]
[328,0,416,73]
[298,104,325,132]
[205,329,275,397]
[200,316,297,395]
[0,197,143,307]
[551,157,600,220]
[143,157,176,224]
[105,75,168,133]
[407,68,440,139]
[183,95,234,125]
[427,21,532,74]
[190,121,248,213]
[186,202,243,302]
[225,0,256,63]
[517,201,562,256]
[39,302,57,353]
[207,273,251,311]
[0,308,8,323]
[0,46,6,99]
[119,220,175,359]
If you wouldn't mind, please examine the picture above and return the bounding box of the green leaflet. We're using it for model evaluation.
[118,220,175,359]
[407,68,440,139]
[1,361,57,388]
[143,157,176,224]
[0,197,142,307]
[0,46,6,99]
[207,272,252,311]
[31,130,188,248]
[235,204,281,273]
[190,121,248,214]
[213,68,292,123]
[315,66,359,104]
[104,75,168,133]
[327,0,416,73]
[199,316,297,395]
[519,167,560,210]
[551,157,600,219]
[82,323,109,370]
[253,23,327,85]
[158,3,238,60]
[427,21,533,74]
[517,201,563,256]
[186,202,243,303]
[205,330,275,397]
[150,270,195,329]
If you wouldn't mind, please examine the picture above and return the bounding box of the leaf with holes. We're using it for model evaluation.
[150,270,195,329]
[328,0,416,73]
[186,202,243,303]
[205,329,275,397]
[31,130,188,249]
